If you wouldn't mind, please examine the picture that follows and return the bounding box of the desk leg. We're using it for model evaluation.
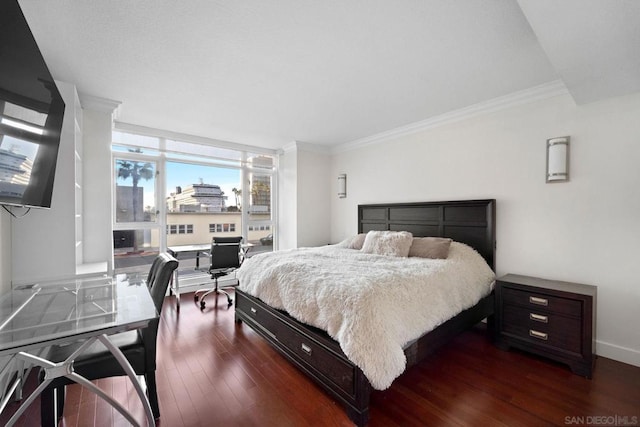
[172,269,180,312]
[0,375,21,415]
[7,336,155,427]
[0,355,22,413]
[167,250,180,313]
[97,335,155,426]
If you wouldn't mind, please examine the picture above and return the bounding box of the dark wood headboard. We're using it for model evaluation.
[358,199,496,270]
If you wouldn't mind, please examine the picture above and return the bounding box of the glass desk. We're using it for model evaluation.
[0,273,157,427]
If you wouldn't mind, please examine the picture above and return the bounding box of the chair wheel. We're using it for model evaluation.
[194,295,199,302]
[227,299,233,308]
[200,301,206,310]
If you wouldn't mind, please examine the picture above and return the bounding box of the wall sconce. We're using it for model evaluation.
[338,174,347,198]
[546,136,570,183]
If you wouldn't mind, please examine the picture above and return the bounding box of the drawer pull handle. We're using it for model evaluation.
[529,296,548,306]
[250,307,257,314]
[530,313,548,323]
[529,330,548,340]
[301,343,312,356]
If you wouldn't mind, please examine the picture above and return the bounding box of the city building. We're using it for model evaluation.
[167,183,226,213]
[0,145,33,198]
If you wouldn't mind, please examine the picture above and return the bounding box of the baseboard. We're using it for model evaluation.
[596,340,640,368]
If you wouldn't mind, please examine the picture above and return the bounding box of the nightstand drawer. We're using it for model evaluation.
[502,304,582,353]
[502,287,583,317]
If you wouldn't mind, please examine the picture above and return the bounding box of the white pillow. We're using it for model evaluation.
[335,233,366,249]
[347,233,367,249]
[361,230,414,257]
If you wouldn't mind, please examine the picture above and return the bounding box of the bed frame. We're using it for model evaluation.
[235,199,496,426]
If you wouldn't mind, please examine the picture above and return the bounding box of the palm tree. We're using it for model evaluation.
[232,187,241,210]
[116,159,154,222]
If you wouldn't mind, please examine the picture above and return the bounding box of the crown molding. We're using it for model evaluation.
[78,93,122,114]
[296,141,331,154]
[332,80,570,154]
[280,140,331,155]
[280,141,297,153]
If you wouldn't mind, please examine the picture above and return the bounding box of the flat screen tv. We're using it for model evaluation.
[0,0,65,209]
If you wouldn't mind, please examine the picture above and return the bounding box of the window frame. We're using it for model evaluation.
[111,125,278,256]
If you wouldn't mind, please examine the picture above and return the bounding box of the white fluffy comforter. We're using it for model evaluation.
[237,242,495,390]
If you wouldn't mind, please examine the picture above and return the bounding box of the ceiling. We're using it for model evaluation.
[18,0,640,150]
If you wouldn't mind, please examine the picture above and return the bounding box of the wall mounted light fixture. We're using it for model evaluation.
[546,136,570,183]
[338,174,347,198]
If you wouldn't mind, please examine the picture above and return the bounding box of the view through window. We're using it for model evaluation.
[112,130,276,279]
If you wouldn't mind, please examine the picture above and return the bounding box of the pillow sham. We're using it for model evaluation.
[408,237,452,259]
[347,233,367,250]
[361,230,413,257]
[336,233,367,249]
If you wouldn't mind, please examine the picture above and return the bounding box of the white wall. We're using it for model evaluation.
[10,90,116,283]
[278,146,298,249]
[11,81,78,283]
[297,148,331,247]
[81,107,115,271]
[0,211,11,293]
[0,211,13,399]
[278,143,331,250]
[330,91,640,367]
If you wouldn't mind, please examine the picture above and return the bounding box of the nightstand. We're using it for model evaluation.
[495,274,596,378]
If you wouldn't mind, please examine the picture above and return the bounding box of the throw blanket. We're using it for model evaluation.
[237,242,495,390]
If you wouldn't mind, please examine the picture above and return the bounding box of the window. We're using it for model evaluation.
[112,129,277,273]
[177,224,193,234]
[167,224,193,235]
[114,157,157,224]
[113,229,160,265]
[246,167,274,252]
[166,160,241,253]
[209,223,237,233]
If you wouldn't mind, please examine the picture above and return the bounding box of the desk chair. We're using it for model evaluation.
[194,236,244,309]
[40,253,178,426]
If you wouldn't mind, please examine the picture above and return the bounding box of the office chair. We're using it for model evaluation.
[39,253,178,426]
[194,236,244,309]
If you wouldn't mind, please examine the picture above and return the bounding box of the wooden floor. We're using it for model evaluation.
[3,290,639,426]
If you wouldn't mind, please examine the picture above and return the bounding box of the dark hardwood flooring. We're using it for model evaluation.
[3,290,639,426]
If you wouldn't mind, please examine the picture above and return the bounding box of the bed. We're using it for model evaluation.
[234,199,496,426]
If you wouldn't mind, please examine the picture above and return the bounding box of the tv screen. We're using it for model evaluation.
[0,0,65,209]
